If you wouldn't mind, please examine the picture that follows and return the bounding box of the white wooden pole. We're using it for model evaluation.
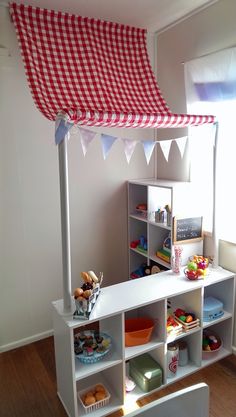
[58,135,72,313]
[212,121,219,268]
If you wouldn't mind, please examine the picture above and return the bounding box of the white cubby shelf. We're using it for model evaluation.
[52,266,235,417]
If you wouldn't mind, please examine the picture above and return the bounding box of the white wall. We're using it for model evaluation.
[156,0,236,348]
[0,7,155,350]
[2,0,236,351]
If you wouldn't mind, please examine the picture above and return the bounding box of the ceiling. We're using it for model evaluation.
[6,0,218,32]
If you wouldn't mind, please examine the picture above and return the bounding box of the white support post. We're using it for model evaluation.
[212,121,219,268]
[58,135,72,313]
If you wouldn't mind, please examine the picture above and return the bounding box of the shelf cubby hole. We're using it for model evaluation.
[167,289,202,325]
[76,363,124,416]
[204,277,234,314]
[125,300,165,346]
[149,224,171,261]
[166,331,202,385]
[129,217,147,245]
[129,184,147,216]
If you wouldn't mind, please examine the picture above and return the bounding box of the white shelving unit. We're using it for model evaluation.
[128,178,203,278]
[52,267,235,417]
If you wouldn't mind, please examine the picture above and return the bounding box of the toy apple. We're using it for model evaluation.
[186,269,198,280]
[175,308,186,317]
[187,261,197,271]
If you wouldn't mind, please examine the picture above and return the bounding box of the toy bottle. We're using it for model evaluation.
[172,245,183,274]
[167,343,179,378]
[178,341,188,366]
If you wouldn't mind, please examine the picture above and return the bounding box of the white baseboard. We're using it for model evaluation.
[0,329,54,352]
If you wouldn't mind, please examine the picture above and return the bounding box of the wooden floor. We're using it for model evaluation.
[1,336,236,417]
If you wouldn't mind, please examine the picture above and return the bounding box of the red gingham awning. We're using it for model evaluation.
[10,3,216,129]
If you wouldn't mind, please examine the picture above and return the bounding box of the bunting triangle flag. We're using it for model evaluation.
[101,134,118,159]
[79,127,97,156]
[122,139,138,163]
[55,116,73,145]
[159,140,172,161]
[141,140,156,164]
[175,136,188,158]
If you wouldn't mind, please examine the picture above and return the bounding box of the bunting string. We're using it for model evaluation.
[55,117,191,163]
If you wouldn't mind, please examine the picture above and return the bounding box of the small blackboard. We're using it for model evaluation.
[173,216,203,243]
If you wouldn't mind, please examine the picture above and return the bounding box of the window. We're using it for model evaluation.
[185,47,236,243]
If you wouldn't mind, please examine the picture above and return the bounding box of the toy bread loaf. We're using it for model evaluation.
[81,271,93,284]
[88,270,99,284]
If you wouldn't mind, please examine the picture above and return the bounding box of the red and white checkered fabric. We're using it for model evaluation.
[10,3,215,128]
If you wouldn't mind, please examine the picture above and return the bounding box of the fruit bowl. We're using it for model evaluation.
[184,255,209,280]
[202,330,222,358]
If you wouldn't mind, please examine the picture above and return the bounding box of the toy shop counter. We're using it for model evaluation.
[53,266,234,327]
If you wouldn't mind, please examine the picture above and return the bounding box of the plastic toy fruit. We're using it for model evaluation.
[187,261,197,271]
[202,332,222,351]
[186,269,198,280]
[185,255,209,280]
[186,314,193,323]
[175,308,185,317]
[192,255,209,270]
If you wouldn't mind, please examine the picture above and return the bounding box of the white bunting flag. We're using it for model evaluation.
[79,127,97,156]
[101,134,117,159]
[141,140,156,164]
[159,140,172,161]
[175,136,188,158]
[122,139,138,163]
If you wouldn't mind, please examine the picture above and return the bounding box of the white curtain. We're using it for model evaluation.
[185,47,236,243]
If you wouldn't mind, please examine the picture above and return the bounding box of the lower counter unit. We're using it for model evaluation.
[52,267,235,417]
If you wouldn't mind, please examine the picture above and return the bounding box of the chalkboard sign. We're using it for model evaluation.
[173,216,203,243]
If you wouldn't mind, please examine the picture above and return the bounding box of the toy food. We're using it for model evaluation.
[73,271,104,319]
[166,314,183,336]
[80,383,108,409]
[202,331,222,352]
[136,203,147,211]
[73,270,102,300]
[81,271,93,284]
[84,394,96,406]
[174,308,200,332]
[74,287,84,299]
[175,308,196,322]
[185,255,209,280]
[88,270,99,284]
